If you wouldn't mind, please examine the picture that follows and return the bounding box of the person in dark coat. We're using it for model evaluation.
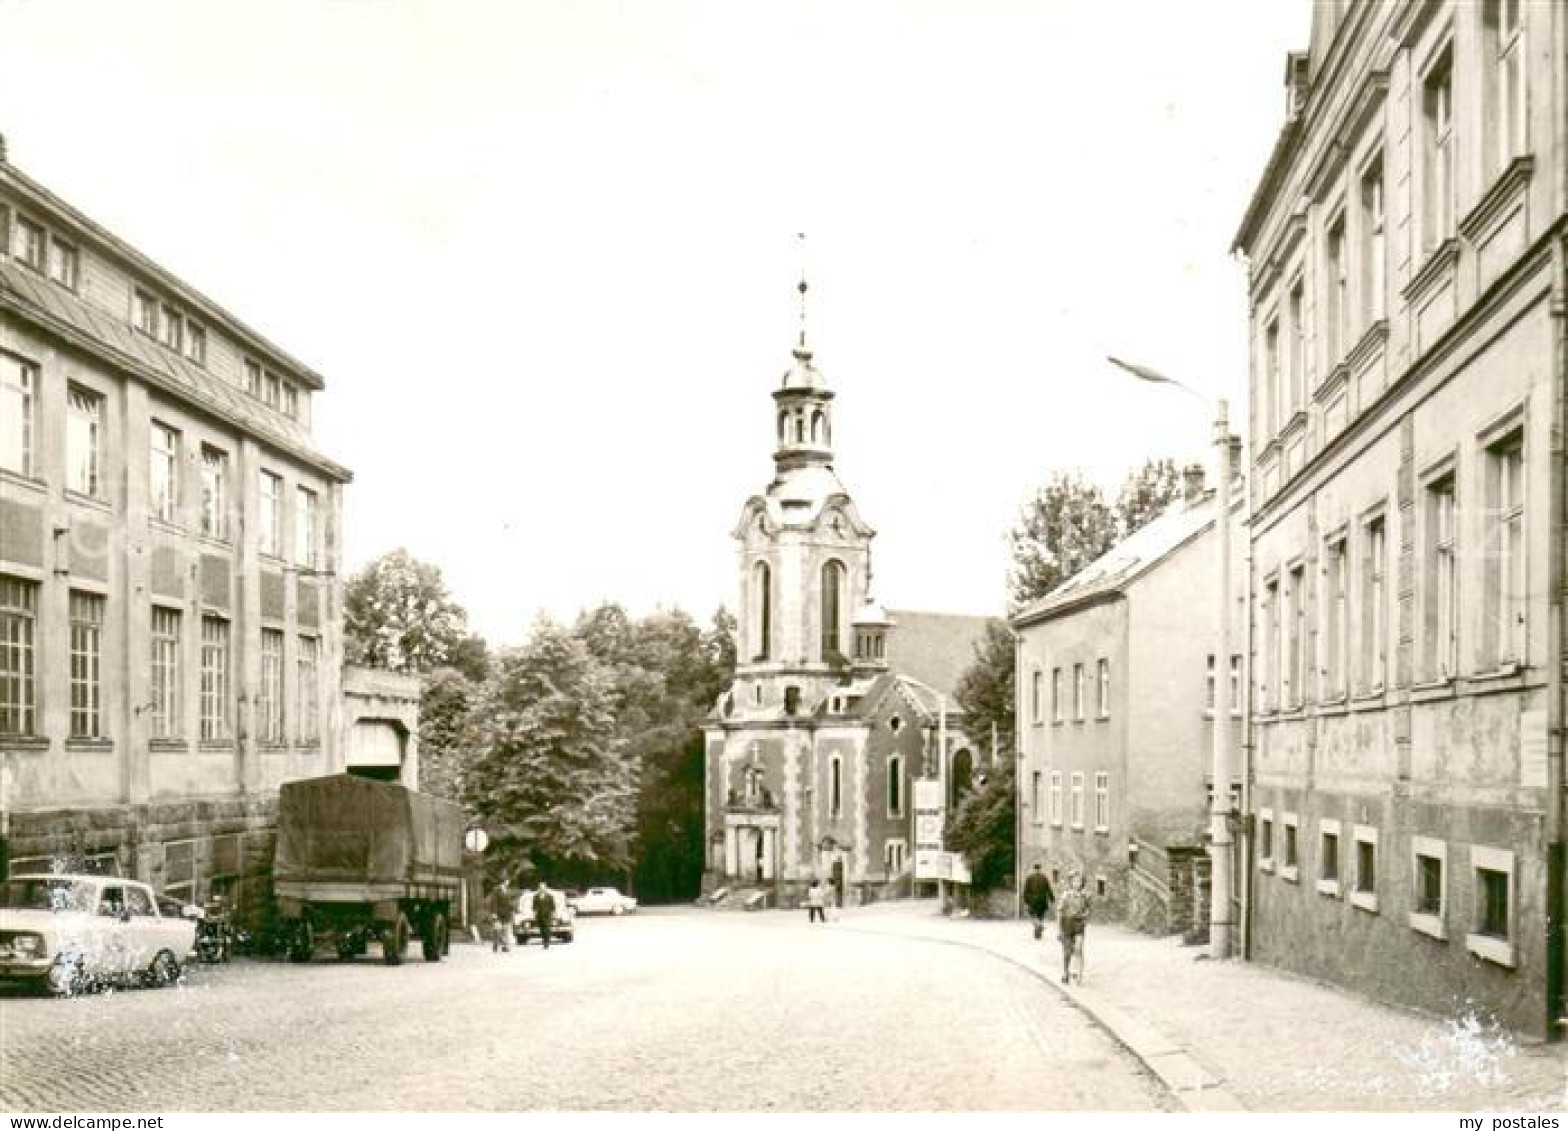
[533,882,558,950]
[1023,862,1056,940]
[489,880,513,953]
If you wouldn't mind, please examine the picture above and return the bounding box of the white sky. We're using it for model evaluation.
[1,0,1307,645]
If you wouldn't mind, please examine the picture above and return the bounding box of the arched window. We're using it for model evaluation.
[794,413,805,443]
[888,754,903,816]
[777,410,788,442]
[820,559,845,660]
[811,409,825,443]
[830,754,843,817]
[753,561,771,660]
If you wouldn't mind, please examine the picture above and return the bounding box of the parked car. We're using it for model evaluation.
[512,888,576,945]
[0,874,199,996]
[572,886,638,916]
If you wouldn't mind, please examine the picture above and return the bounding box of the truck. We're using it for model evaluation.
[272,773,465,965]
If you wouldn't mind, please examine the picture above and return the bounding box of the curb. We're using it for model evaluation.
[842,919,1247,1113]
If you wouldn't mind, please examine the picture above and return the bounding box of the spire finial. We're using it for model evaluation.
[795,231,810,356]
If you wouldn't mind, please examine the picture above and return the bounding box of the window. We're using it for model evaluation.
[260,629,284,744]
[160,305,183,353]
[1206,655,1217,711]
[0,577,38,736]
[297,635,320,745]
[1286,565,1305,707]
[1049,771,1063,826]
[1411,836,1447,940]
[48,237,78,290]
[295,487,319,569]
[200,445,229,540]
[1323,537,1347,701]
[1259,809,1275,872]
[1469,846,1515,966]
[829,755,842,818]
[283,385,299,420]
[199,616,230,741]
[68,591,104,739]
[1317,819,1341,896]
[1051,668,1062,723]
[150,422,179,524]
[1229,655,1241,714]
[1093,771,1109,832]
[1031,669,1043,725]
[185,323,207,366]
[752,561,771,660]
[1425,473,1458,679]
[164,840,197,903]
[259,471,282,557]
[1031,771,1043,825]
[14,216,44,271]
[135,290,160,337]
[1325,212,1348,364]
[884,839,907,876]
[1264,318,1281,436]
[1423,50,1455,251]
[1287,281,1305,417]
[1262,577,1280,712]
[1485,0,1526,174]
[150,607,182,740]
[244,359,262,398]
[1351,825,1378,912]
[66,385,103,497]
[1281,814,1300,882]
[1360,514,1386,691]
[1096,658,1109,718]
[264,372,281,409]
[1072,664,1084,721]
[0,352,35,477]
[1484,432,1525,668]
[1360,159,1385,326]
[1069,772,1085,829]
[820,559,844,660]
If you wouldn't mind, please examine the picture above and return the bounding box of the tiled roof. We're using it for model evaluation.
[0,260,351,482]
[884,609,998,702]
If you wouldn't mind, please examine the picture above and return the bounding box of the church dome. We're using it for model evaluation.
[853,596,892,627]
[781,344,826,391]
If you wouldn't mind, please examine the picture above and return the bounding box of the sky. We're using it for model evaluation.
[1,0,1308,646]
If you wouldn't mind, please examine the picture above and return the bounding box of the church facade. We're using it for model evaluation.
[702,286,992,906]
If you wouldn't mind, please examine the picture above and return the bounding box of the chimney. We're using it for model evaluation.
[1182,463,1206,508]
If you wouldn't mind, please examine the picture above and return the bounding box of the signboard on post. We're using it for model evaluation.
[914,778,944,880]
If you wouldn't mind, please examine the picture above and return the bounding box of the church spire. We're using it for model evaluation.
[795,231,811,359]
[774,234,835,472]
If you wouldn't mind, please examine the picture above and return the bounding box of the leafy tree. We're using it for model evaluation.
[953,620,1016,758]
[947,759,1016,893]
[344,549,471,674]
[464,620,633,880]
[1116,457,1184,539]
[417,667,478,804]
[1007,472,1119,609]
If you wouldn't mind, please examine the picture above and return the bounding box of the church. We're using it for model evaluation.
[702,279,993,907]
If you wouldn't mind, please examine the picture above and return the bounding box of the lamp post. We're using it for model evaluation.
[1108,356,1235,960]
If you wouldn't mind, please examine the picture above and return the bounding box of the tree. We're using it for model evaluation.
[953,619,1016,758]
[1007,473,1119,609]
[1116,457,1184,539]
[464,620,633,880]
[947,759,1016,894]
[344,549,471,674]
[417,667,478,804]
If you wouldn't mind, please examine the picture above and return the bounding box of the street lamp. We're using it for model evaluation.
[1108,355,1236,961]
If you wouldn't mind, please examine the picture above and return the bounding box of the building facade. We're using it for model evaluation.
[702,288,991,906]
[1014,476,1245,934]
[0,143,352,915]
[1234,0,1567,1034]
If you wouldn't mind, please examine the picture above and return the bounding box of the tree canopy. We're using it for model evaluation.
[953,619,1016,758]
[947,758,1016,893]
[344,549,473,674]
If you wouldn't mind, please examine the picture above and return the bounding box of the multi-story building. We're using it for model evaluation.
[1233,1,1566,1034]
[0,140,352,913]
[703,284,990,906]
[1014,471,1245,934]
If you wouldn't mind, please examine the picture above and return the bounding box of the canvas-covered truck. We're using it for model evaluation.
[273,773,465,965]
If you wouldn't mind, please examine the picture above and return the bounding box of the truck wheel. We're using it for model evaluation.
[287,920,314,963]
[383,915,408,966]
[422,914,447,962]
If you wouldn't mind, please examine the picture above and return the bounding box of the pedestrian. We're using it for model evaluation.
[1023,862,1055,940]
[1057,871,1092,984]
[804,878,826,924]
[489,879,513,953]
[533,881,558,949]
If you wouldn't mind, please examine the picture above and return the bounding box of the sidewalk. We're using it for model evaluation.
[843,900,1568,1113]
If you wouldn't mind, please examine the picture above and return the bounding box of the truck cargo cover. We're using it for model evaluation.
[275,773,465,884]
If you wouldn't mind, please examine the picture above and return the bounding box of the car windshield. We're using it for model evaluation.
[0,877,94,913]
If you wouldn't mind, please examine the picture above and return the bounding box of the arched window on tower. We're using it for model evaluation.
[811,409,825,443]
[830,754,843,817]
[794,413,805,443]
[888,754,904,817]
[777,410,788,443]
[821,559,845,662]
[753,561,772,661]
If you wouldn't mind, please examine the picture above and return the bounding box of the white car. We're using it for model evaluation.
[571,886,638,916]
[0,874,199,996]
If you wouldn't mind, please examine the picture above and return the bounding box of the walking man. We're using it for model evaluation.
[1057,872,1092,984]
[805,878,826,924]
[1023,862,1055,940]
[533,882,558,950]
[489,879,513,953]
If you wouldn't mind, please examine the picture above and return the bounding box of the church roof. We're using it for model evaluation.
[884,609,997,702]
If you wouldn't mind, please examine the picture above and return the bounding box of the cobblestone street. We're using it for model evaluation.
[0,907,1170,1112]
